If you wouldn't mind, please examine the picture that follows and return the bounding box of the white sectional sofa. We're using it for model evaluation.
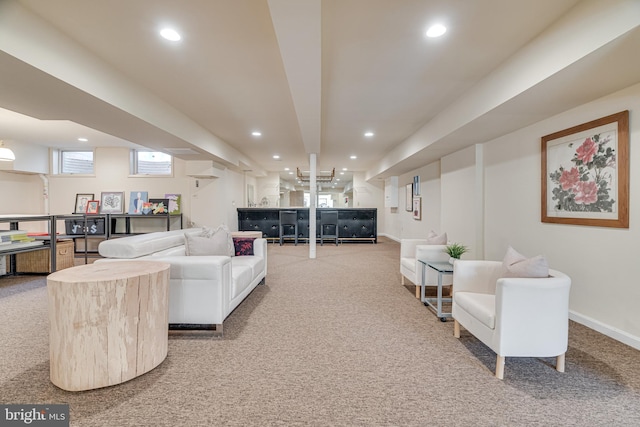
[96,228,267,335]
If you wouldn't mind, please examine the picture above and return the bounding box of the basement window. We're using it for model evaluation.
[60,150,94,174]
[131,150,173,176]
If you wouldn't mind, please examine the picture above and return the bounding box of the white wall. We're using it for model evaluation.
[47,147,190,223]
[383,161,442,241]
[0,171,44,216]
[441,146,480,259]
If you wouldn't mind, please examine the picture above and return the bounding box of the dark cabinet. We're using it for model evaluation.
[237,208,377,243]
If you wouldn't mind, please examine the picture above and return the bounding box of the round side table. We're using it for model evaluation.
[47,260,170,391]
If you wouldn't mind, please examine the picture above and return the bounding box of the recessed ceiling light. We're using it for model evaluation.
[251,131,262,136]
[77,137,88,142]
[160,28,181,41]
[350,155,357,159]
[426,24,447,38]
[273,155,280,159]
[288,171,293,175]
[364,131,374,137]
[340,172,344,175]
[284,167,290,171]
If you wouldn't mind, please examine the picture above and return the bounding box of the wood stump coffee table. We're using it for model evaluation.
[47,261,170,391]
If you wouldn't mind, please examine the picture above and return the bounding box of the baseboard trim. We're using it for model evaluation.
[379,233,400,242]
[570,310,640,351]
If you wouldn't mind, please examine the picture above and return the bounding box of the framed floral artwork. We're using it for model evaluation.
[541,110,629,228]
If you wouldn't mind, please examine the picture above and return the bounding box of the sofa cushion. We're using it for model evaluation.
[98,228,193,259]
[502,246,549,278]
[185,226,234,256]
[231,265,253,299]
[231,255,264,280]
[233,237,255,256]
[426,230,447,245]
[454,292,496,329]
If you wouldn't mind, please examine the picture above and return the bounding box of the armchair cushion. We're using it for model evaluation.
[502,246,549,278]
[454,292,495,329]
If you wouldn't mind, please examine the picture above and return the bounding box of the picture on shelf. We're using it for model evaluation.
[100,191,125,214]
[128,191,149,214]
[165,193,181,214]
[148,198,169,215]
[86,200,100,214]
[74,193,94,214]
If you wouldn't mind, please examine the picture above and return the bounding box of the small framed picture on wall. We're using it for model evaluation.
[413,196,421,220]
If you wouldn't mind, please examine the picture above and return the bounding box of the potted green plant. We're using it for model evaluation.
[445,243,468,264]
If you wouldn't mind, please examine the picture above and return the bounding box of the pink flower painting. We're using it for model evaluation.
[548,131,616,213]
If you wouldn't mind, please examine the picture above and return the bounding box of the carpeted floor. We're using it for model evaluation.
[1,238,640,426]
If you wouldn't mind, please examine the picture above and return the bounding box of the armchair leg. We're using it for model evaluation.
[495,355,505,380]
[401,276,405,285]
[453,320,460,338]
[556,353,566,373]
[415,285,420,299]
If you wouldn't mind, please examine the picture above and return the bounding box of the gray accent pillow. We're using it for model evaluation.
[502,246,549,278]
[426,230,447,245]
[184,226,234,256]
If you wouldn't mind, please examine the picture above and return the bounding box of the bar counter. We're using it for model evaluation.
[237,208,377,243]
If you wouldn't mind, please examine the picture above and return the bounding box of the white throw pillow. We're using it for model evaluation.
[184,225,234,256]
[426,230,447,245]
[502,246,549,278]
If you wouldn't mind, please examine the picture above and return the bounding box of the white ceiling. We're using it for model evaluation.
[1,0,639,189]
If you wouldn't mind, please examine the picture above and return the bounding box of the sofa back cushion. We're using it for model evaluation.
[98,228,194,259]
[185,226,234,256]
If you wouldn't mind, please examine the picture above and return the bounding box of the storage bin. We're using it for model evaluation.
[65,218,105,235]
[15,240,75,273]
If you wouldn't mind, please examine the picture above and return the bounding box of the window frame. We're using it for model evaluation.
[58,149,95,175]
[130,150,174,177]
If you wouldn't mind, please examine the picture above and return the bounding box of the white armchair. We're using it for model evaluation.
[452,260,571,379]
[400,239,452,298]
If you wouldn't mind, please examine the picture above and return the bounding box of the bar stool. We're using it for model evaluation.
[279,210,298,245]
[320,210,339,246]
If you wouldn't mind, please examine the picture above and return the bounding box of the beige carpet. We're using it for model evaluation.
[1,238,640,426]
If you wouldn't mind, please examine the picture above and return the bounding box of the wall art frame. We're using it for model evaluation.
[412,196,422,220]
[100,191,125,214]
[86,200,100,214]
[405,184,413,211]
[541,110,629,228]
[74,193,94,214]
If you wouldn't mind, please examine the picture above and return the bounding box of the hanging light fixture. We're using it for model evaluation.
[0,141,15,162]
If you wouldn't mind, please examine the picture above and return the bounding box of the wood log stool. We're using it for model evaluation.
[47,261,170,391]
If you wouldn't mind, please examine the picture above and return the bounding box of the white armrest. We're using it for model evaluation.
[400,239,429,258]
[495,270,571,356]
[415,244,448,263]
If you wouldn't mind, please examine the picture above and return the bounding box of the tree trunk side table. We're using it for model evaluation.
[47,261,170,391]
